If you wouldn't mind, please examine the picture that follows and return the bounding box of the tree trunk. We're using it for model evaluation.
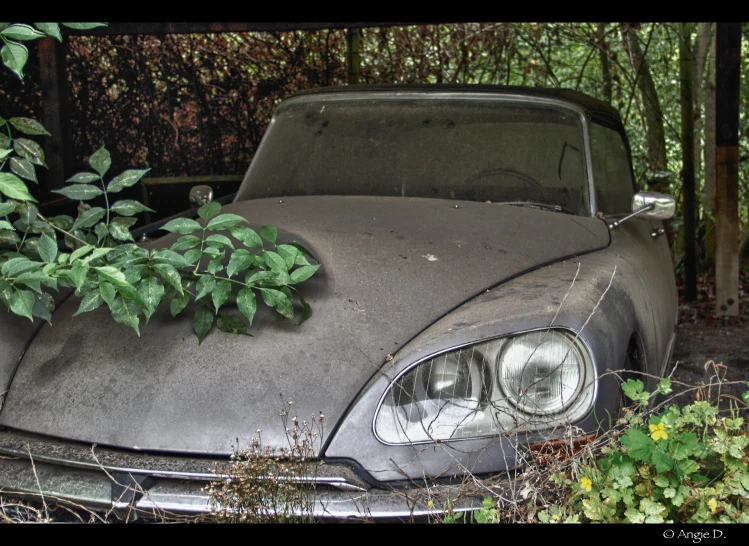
[346,28,360,85]
[679,23,697,301]
[597,23,612,104]
[692,23,711,185]
[620,23,668,188]
[714,23,741,317]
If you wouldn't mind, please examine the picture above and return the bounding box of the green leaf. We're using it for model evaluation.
[9,157,37,183]
[61,23,108,30]
[1,24,46,41]
[195,275,216,301]
[0,172,36,201]
[88,145,111,177]
[0,279,12,307]
[53,184,104,201]
[228,225,263,248]
[32,292,54,323]
[217,313,249,336]
[80,247,112,264]
[206,254,224,274]
[162,217,202,234]
[621,428,654,462]
[71,207,106,231]
[110,199,154,216]
[94,223,109,242]
[245,270,290,288]
[236,287,257,325]
[622,379,650,406]
[288,242,316,261]
[193,306,214,344]
[259,287,293,318]
[212,280,231,313]
[34,23,62,41]
[198,201,221,221]
[656,378,672,395]
[107,169,150,193]
[152,249,190,269]
[94,266,142,304]
[205,234,234,249]
[10,289,35,321]
[18,201,38,225]
[13,138,46,167]
[0,220,13,231]
[111,216,137,228]
[111,295,140,336]
[38,233,57,263]
[1,41,29,79]
[99,282,116,306]
[297,290,312,324]
[5,258,41,278]
[206,213,246,231]
[170,292,190,317]
[183,249,202,265]
[171,235,201,251]
[0,230,20,244]
[2,257,31,276]
[0,202,16,216]
[67,172,100,184]
[277,244,300,269]
[259,225,278,244]
[69,260,90,291]
[264,251,288,273]
[226,249,254,278]
[8,117,50,136]
[289,264,320,284]
[108,222,134,242]
[153,263,183,295]
[74,290,104,316]
[138,276,165,321]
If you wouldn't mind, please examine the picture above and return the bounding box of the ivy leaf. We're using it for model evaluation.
[1,24,46,41]
[170,292,190,317]
[111,295,140,336]
[162,218,201,235]
[1,41,29,79]
[212,280,231,313]
[53,184,104,201]
[9,157,38,183]
[67,172,101,184]
[169,235,200,251]
[108,222,135,242]
[259,225,278,244]
[88,145,111,177]
[138,276,165,322]
[153,263,183,295]
[228,225,263,248]
[259,287,293,319]
[206,213,246,231]
[0,172,36,202]
[107,169,150,193]
[110,200,154,216]
[621,428,654,462]
[10,289,35,321]
[34,23,62,41]
[289,264,320,284]
[195,275,216,301]
[38,233,58,263]
[74,290,104,316]
[13,138,46,167]
[236,287,257,326]
[198,201,221,221]
[217,313,249,336]
[8,117,50,136]
[193,306,214,344]
[71,207,106,231]
[99,282,116,307]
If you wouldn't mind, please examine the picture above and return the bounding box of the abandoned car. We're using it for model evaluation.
[0,85,677,519]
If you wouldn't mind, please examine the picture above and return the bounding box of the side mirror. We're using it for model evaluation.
[632,191,675,220]
[189,185,213,209]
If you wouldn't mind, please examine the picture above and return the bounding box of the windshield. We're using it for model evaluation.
[236,95,591,215]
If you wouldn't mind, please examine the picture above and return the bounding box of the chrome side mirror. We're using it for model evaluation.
[632,191,675,220]
[608,191,675,229]
[189,185,213,209]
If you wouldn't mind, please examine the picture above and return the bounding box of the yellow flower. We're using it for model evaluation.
[708,498,717,513]
[551,514,561,521]
[649,422,668,441]
[427,500,434,510]
[580,477,592,492]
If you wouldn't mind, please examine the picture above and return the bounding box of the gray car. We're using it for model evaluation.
[0,85,678,520]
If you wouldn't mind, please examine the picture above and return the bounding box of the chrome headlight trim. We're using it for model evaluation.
[372,327,598,446]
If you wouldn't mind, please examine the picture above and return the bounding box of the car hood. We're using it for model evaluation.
[0,196,609,456]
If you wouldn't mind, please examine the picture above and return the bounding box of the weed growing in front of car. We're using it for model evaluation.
[208,399,325,523]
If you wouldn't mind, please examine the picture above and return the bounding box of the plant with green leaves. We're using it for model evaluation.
[0,22,320,343]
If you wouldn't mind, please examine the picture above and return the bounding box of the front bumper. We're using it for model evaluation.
[0,429,501,521]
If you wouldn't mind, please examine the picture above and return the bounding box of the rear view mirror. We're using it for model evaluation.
[632,192,676,220]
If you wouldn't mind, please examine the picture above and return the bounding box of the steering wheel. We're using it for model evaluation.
[462,168,549,201]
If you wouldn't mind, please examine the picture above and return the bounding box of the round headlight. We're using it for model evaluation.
[498,330,585,415]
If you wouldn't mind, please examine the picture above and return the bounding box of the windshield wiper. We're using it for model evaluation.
[492,201,572,214]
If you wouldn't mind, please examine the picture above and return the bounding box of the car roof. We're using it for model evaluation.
[287,84,623,127]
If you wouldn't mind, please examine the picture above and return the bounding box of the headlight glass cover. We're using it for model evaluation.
[374,329,596,445]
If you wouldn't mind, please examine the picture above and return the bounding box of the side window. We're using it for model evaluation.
[590,123,635,214]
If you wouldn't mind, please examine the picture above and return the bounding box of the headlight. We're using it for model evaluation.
[374,329,595,445]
